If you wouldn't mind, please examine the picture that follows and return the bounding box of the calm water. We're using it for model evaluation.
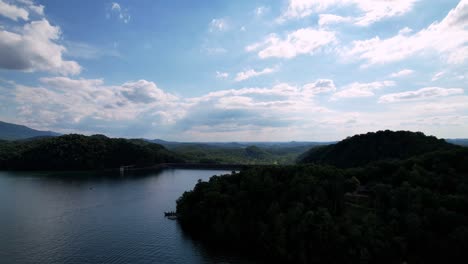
[0,169,248,264]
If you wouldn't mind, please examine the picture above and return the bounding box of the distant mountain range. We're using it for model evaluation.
[147,138,333,149]
[1,120,467,147]
[0,121,60,140]
[446,139,468,146]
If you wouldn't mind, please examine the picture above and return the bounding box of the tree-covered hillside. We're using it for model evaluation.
[176,131,468,263]
[170,143,315,165]
[177,148,468,264]
[0,134,181,170]
[298,130,458,168]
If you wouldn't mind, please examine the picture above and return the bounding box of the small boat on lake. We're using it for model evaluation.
[164,211,178,220]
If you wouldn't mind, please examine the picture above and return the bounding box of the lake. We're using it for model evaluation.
[0,169,249,264]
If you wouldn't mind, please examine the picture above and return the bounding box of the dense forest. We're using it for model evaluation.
[0,134,181,170]
[0,135,318,170]
[176,131,468,263]
[298,130,458,168]
[169,143,316,165]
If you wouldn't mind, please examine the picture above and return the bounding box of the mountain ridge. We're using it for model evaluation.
[0,121,60,140]
[298,130,461,168]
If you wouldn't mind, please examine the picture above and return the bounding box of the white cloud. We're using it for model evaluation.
[0,0,28,20]
[246,28,336,59]
[303,79,336,95]
[209,18,228,32]
[390,69,414,78]
[120,80,178,103]
[255,6,268,16]
[341,0,468,66]
[331,81,395,100]
[15,77,181,129]
[0,19,81,75]
[15,0,44,16]
[216,71,229,79]
[398,27,413,35]
[111,2,120,11]
[351,0,420,26]
[278,0,335,21]
[379,87,464,103]
[279,0,419,26]
[12,77,335,138]
[432,71,445,81]
[110,2,130,23]
[7,75,468,141]
[234,66,278,82]
[318,14,352,27]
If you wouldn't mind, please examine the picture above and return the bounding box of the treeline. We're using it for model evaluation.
[170,144,314,165]
[176,131,468,263]
[0,134,181,170]
[298,130,457,168]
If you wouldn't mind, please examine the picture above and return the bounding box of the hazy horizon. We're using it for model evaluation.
[0,0,467,141]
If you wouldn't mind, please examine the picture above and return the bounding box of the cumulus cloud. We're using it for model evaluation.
[0,19,81,75]
[341,0,468,66]
[279,0,419,26]
[0,0,28,20]
[177,82,332,138]
[11,77,337,138]
[389,69,414,78]
[331,81,395,100]
[120,80,178,103]
[16,0,44,15]
[234,66,278,82]
[14,77,181,132]
[246,28,336,59]
[6,75,468,140]
[379,87,464,103]
[0,0,43,21]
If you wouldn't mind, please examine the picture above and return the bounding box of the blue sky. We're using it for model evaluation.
[0,0,467,141]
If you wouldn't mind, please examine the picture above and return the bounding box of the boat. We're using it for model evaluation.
[164,211,178,220]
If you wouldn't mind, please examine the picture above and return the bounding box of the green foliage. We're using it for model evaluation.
[170,143,312,165]
[177,148,468,263]
[298,130,458,168]
[0,134,181,170]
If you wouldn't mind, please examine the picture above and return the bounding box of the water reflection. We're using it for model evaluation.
[0,169,251,264]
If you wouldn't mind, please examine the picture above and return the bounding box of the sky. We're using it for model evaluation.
[0,0,467,141]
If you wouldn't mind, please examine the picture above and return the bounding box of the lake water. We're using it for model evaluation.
[0,169,249,264]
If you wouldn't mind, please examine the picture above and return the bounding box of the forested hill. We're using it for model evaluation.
[0,134,181,170]
[0,121,60,140]
[298,130,458,168]
[177,145,468,263]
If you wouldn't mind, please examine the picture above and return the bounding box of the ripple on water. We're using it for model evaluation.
[0,169,252,264]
